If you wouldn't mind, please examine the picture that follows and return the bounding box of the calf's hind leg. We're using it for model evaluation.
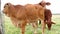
[32,21,38,34]
[20,20,27,34]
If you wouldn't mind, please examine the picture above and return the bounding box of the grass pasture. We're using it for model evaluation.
[4,15,60,34]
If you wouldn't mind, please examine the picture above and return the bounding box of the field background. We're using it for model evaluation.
[4,15,60,34]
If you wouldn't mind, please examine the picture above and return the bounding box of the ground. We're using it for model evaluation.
[4,15,60,34]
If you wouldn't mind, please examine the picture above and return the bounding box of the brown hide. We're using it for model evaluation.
[3,3,45,34]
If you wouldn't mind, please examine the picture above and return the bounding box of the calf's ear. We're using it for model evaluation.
[51,22,56,24]
[6,3,12,7]
[39,3,41,5]
[46,2,51,6]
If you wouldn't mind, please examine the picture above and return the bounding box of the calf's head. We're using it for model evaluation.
[39,1,51,7]
[3,3,12,17]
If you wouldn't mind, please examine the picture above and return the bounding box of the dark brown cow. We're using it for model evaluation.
[3,3,45,34]
[39,1,55,30]
[44,9,55,30]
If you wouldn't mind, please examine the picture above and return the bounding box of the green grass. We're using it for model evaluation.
[4,15,60,34]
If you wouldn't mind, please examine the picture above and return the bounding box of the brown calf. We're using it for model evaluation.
[3,3,45,34]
